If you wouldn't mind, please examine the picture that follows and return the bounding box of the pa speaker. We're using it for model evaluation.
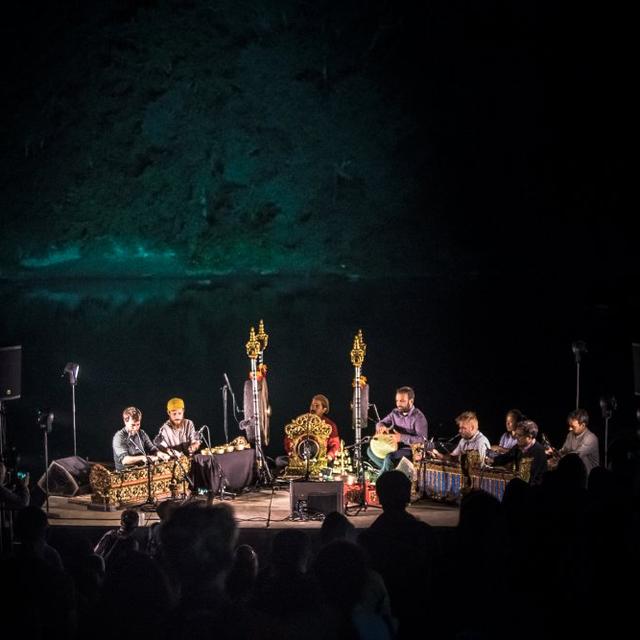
[0,345,21,401]
[289,480,344,516]
[38,456,93,496]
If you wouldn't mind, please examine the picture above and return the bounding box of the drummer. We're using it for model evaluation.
[366,386,429,473]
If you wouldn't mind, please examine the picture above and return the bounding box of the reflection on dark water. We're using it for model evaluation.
[0,276,637,475]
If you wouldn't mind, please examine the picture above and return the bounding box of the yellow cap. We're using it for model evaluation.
[167,397,185,411]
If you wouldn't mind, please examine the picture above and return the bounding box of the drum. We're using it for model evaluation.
[370,433,397,459]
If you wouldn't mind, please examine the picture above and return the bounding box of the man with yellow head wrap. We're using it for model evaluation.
[153,397,201,456]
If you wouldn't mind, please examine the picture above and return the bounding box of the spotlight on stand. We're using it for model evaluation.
[599,395,617,469]
[599,395,617,419]
[37,409,54,433]
[62,362,80,456]
[63,362,79,385]
[571,340,588,409]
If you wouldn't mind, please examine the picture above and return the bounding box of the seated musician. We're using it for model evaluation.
[112,406,170,471]
[367,386,428,473]
[545,408,600,475]
[486,419,548,485]
[276,394,341,472]
[497,409,523,452]
[429,411,490,464]
[154,397,202,457]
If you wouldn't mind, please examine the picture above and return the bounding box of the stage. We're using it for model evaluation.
[41,486,459,560]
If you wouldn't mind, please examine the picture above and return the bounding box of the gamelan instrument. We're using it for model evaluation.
[89,456,191,510]
[369,432,398,459]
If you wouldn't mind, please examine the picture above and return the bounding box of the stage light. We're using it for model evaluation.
[63,362,79,384]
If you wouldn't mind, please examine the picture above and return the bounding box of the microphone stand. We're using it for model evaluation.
[162,444,195,500]
[222,384,230,444]
[130,434,156,510]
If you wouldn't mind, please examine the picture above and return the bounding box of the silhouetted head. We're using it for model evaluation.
[320,510,356,545]
[556,452,588,489]
[376,470,411,510]
[120,509,139,531]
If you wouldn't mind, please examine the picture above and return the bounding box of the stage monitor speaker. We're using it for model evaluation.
[289,480,344,516]
[633,343,640,396]
[0,344,21,401]
[38,456,93,496]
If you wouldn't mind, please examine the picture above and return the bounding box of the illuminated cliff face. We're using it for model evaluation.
[0,1,439,280]
[0,2,630,282]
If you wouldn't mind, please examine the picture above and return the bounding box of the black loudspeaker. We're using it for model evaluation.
[0,345,21,401]
[38,456,93,496]
[633,343,640,396]
[289,480,344,515]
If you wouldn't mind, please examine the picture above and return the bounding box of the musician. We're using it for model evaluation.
[498,408,523,452]
[487,419,548,485]
[154,397,202,457]
[367,386,428,472]
[546,408,600,474]
[112,406,170,471]
[430,411,490,463]
[277,394,341,472]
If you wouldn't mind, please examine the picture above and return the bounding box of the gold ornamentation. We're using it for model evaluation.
[89,457,191,509]
[246,326,260,359]
[350,329,366,367]
[256,319,269,352]
[284,413,332,477]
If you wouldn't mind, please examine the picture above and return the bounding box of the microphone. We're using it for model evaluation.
[223,374,242,416]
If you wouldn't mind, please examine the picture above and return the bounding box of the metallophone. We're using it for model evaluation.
[412,445,532,503]
[89,436,252,510]
[89,456,192,511]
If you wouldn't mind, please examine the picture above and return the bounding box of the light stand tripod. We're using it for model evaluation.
[600,395,617,468]
[572,341,587,409]
[37,410,54,514]
[62,363,79,457]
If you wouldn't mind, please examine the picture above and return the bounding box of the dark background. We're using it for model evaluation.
[0,1,636,476]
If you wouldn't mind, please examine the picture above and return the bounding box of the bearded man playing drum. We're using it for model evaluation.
[367,386,428,473]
